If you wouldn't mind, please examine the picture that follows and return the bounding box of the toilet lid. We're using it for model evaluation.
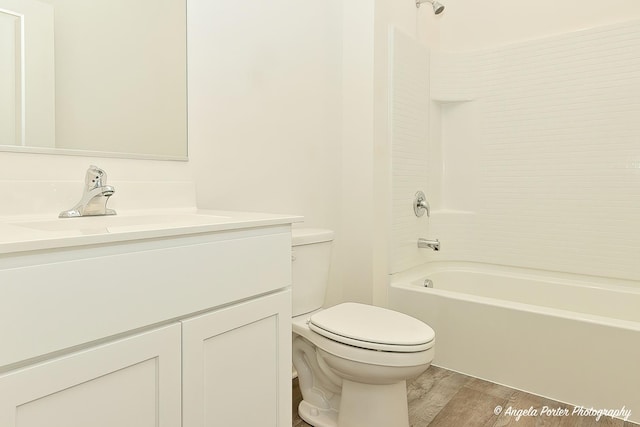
[309,303,435,353]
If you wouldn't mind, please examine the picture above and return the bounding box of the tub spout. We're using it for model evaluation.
[418,238,440,251]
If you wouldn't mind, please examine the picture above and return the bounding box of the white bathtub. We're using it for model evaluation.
[389,262,640,423]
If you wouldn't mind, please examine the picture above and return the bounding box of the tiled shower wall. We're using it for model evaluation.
[425,20,640,283]
[389,29,430,273]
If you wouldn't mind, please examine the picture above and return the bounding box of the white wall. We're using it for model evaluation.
[187,0,344,304]
[0,150,192,217]
[333,0,375,305]
[438,0,639,51]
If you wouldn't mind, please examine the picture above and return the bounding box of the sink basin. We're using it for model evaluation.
[12,213,230,232]
[0,209,302,255]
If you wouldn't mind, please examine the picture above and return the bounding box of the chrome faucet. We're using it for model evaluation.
[418,238,440,251]
[59,166,116,218]
[414,191,431,217]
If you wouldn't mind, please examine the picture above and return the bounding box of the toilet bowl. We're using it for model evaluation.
[291,229,435,427]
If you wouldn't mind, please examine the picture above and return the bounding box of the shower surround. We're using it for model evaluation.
[388,20,640,422]
[427,20,640,281]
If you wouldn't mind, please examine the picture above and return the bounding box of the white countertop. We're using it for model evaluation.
[0,209,303,255]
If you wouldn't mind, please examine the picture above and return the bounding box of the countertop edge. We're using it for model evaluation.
[0,210,304,256]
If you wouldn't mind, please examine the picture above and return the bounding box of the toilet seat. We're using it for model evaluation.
[293,314,434,368]
[308,303,435,353]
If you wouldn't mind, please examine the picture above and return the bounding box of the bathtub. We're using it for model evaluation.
[389,262,640,423]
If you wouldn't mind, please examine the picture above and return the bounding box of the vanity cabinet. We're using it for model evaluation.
[0,324,182,427]
[0,218,296,427]
[0,291,291,427]
[183,290,291,427]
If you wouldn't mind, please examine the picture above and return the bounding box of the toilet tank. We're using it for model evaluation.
[291,228,334,317]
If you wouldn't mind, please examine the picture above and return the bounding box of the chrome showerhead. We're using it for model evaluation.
[431,1,445,14]
[416,0,445,14]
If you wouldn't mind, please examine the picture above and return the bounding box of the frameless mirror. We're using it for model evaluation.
[0,0,187,160]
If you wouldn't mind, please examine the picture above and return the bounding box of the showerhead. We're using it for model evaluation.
[432,1,445,14]
[416,0,445,14]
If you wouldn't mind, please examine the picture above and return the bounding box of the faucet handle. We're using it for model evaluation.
[59,166,116,218]
[414,191,431,217]
[85,165,108,190]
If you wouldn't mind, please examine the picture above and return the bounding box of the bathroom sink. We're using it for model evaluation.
[11,213,231,232]
[0,209,301,255]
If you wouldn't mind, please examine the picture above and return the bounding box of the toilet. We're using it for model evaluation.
[291,228,435,427]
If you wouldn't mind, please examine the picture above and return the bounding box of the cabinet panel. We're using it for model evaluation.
[0,324,181,427]
[0,227,291,367]
[183,290,291,427]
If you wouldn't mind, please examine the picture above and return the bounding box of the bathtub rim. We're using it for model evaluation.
[391,261,640,296]
[389,262,640,333]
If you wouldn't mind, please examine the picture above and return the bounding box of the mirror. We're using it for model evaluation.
[0,0,187,160]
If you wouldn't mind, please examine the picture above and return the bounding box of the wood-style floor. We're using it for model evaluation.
[293,365,638,427]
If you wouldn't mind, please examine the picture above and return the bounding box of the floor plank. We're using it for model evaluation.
[292,366,637,427]
[427,386,507,427]
[407,366,472,425]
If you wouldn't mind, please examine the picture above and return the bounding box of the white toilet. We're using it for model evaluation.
[291,228,435,427]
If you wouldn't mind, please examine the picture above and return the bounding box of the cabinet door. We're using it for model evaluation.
[0,324,181,427]
[183,290,291,427]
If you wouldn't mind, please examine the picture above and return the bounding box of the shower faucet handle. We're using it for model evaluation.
[414,191,431,217]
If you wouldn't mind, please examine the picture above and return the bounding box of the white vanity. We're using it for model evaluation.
[0,210,299,427]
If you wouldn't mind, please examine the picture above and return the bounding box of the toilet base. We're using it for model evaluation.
[338,379,409,427]
[298,400,338,427]
[298,379,409,427]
